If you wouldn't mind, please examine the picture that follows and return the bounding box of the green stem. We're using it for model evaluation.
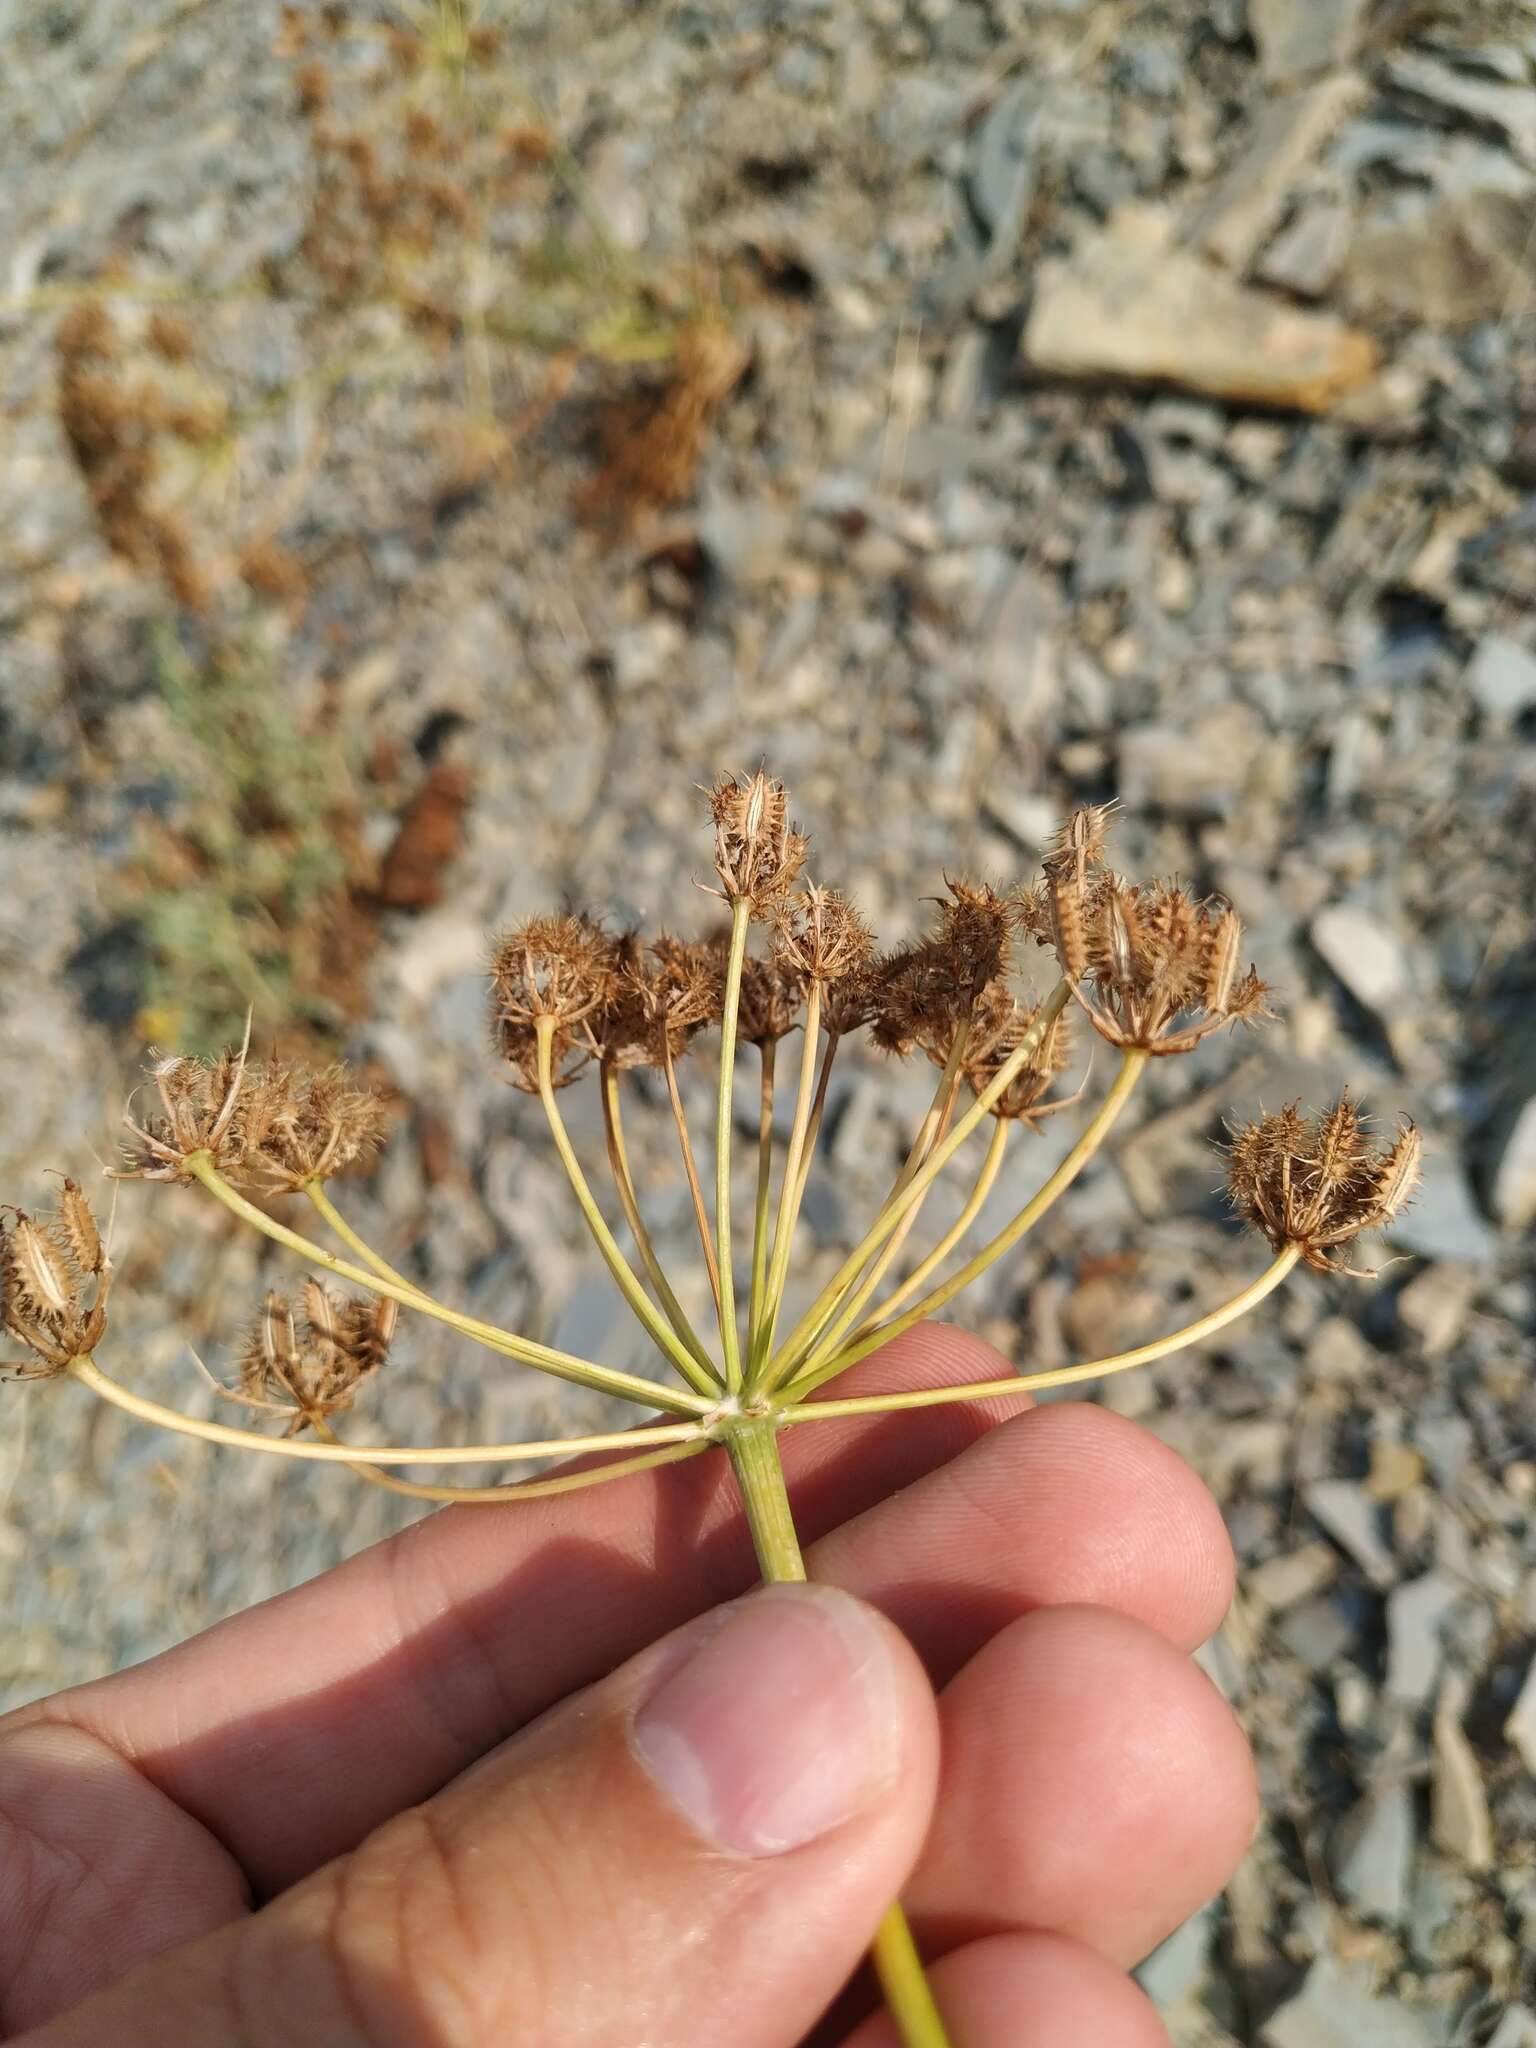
[748,1041,777,1354]
[776,1245,1303,1423]
[536,1023,722,1400]
[600,1063,716,1375]
[856,1117,1009,1341]
[714,899,754,1392]
[184,1154,712,1419]
[769,981,1072,1378]
[750,980,823,1384]
[725,1419,953,2048]
[789,1048,1146,1399]
[304,1180,419,1295]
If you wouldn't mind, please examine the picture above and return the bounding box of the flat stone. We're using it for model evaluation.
[1469,634,1536,722]
[1505,1655,1536,1774]
[1261,1958,1438,2048]
[1022,209,1379,414]
[1386,1571,1460,1702]
[1432,1696,1495,1871]
[1118,704,1261,817]
[1136,1902,1216,2008]
[1386,50,1536,166]
[1276,1593,1355,1670]
[1346,172,1536,328]
[1310,903,1410,1017]
[1396,1264,1478,1357]
[1335,1780,1415,1921]
[1249,0,1368,81]
[1492,1097,1536,1231]
[1190,75,1365,271]
[1259,192,1353,296]
[1305,1478,1397,1587]
[1247,1541,1339,1615]
[1488,2009,1536,2048]
[1388,1156,1498,1268]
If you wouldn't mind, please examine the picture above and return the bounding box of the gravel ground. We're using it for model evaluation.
[3,2,1536,2040]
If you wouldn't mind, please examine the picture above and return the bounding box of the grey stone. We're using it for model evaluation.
[1118,706,1261,818]
[1310,903,1410,1017]
[1261,1958,1438,2048]
[1136,1902,1216,2008]
[1021,208,1379,413]
[1190,76,1365,271]
[1248,1541,1339,1615]
[1304,1478,1397,1587]
[1386,1572,1460,1702]
[1388,1156,1497,1268]
[1396,1265,1477,1358]
[1505,1655,1536,1774]
[1346,170,1536,327]
[1276,1594,1355,1670]
[1335,1781,1415,1921]
[1469,634,1536,722]
[1488,2009,1536,2048]
[1432,1694,1494,1871]
[1249,0,1368,82]
[1259,192,1353,296]
[1492,1098,1536,1231]
[1386,50,1536,166]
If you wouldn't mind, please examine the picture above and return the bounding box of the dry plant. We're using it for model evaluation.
[4,774,1420,2048]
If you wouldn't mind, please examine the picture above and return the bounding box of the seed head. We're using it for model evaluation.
[2,1183,111,1377]
[870,880,1015,1064]
[244,1063,390,1191]
[120,1037,257,1181]
[491,914,614,1089]
[707,772,808,910]
[736,955,804,1047]
[773,884,876,990]
[1225,1095,1422,1275]
[238,1281,395,1434]
[963,992,1078,1128]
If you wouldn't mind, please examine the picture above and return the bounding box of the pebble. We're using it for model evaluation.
[1396,1264,1477,1357]
[1432,1690,1495,1872]
[1491,1098,1536,1232]
[1335,1779,1415,1922]
[1388,1157,1498,1268]
[1021,209,1379,413]
[1261,1957,1438,2048]
[1246,1541,1338,1616]
[1488,2009,1536,2048]
[1310,904,1410,1018]
[1386,1572,1460,1703]
[1469,635,1536,723]
[1248,0,1368,82]
[1258,192,1353,297]
[1276,1594,1355,1671]
[1504,1656,1536,1775]
[1190,74,1364,271]
[1304,1478,1398,1587]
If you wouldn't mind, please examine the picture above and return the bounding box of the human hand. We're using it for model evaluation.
[0,1327,1255,2046]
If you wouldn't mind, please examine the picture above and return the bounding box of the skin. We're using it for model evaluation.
[0,1325,1256,2045]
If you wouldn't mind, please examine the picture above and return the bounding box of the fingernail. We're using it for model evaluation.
[633,1584,904,1856]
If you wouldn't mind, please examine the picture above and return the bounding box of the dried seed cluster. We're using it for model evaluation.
[1227,1096,1422,1274]
[122,1047,386,1188]
[1,1181,110,1376]
[1022,809,1269,1055]
[237,1282,397,1434]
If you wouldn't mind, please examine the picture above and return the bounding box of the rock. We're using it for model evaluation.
[1335,1780,1415,1921]
[1432,1691,1494,1871]
[1276,1594,1355,1670]
[1136,1902,1216,2008]
[1388,1156,1497,1268]
[1310,903,1410,1018]
[1396,1264,1477,1357]
[1261,1957,1438,2048]
[1386,50,1536,167]
[1021,209,1380,414]
[1258,191,1353,296]
[1249,0,1368,82]
[1304,1478,1397,1586]
[1504,1655,1536,1774]
[1247,1541,1339,1615]
[1386,1571,1460,1703]
[1488,2009,1536,2048]
[1306,1315,1377,1383]
[1117,705,1261,817]
[1491,1098,1536,1231]
[1469,634,1536,723]
[1346,168,1536,327]
[1189,75,1365,272]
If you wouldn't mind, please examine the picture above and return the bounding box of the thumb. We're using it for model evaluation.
[23,1584,939,2048]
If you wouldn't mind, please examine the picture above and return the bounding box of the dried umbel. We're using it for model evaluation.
[708,771,808,908]
[1024,810,1269,1056]
[18,766,1412,2048]
[1,1181,110,1376]
[1227,1095,1423,1275]
[234,1283,397,1434]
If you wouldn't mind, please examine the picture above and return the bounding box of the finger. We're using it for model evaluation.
[0,1725,249,2035]
[839,1932,1170,2048]
[10,1325,1018,1893]
[907,1606,1257,1966]
[805,1400,1232,1684]
[24,1586,939,2048]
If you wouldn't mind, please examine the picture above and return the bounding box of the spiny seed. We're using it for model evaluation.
[9,1217,73,1319]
